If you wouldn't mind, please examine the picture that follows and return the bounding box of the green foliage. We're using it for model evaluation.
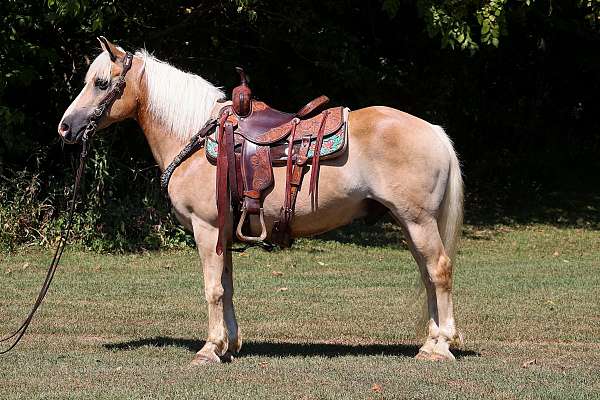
[0,0,598,251]
[421,1,480,51]
[408,0,522,51]
[231,0,258,20]
[47,0,117,32]
[476,0,507,48]
[0,141,190,252]
[381,0,598,51]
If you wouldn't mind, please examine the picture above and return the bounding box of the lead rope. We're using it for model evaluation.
[0,132,92,354]
[0,51,134,354]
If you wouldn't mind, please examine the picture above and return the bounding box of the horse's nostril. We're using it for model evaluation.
[59,122,70,134]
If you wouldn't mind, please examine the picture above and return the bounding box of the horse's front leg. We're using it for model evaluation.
[191,222,241,364]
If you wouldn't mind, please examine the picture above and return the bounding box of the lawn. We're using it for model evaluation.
[1,223,599,399]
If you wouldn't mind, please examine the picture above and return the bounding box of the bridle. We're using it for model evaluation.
[0,51,134,354]
[78,51,134,143]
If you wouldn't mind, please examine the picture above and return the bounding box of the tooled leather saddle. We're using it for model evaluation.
[208,68,347,254]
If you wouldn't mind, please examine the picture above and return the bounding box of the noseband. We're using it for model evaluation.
[0,51,134,354]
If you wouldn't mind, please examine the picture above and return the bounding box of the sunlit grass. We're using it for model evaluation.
[0,223,599,399]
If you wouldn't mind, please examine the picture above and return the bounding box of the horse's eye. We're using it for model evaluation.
[94,78,109,90]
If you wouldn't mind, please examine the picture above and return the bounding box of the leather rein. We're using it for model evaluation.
[0,52,134,354]
[160,119,217,192]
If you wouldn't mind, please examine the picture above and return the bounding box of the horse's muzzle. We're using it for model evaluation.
[58,114,87,144]
[58,127,85,144]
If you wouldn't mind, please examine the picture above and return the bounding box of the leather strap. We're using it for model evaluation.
[226,121,240,213]
[272,120,311,247]
[296,95,329,118]
[78,52,134,143]
[160,119,217,192]
[215,111,231,255]
[309,110,329,210]
[0,51,136,354]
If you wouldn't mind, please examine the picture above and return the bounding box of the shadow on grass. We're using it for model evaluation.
[313,216,409,249]
[103,336,479,359]
[308,189,600,249]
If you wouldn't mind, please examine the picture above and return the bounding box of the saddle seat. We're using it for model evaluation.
[236,102,293,143]
[211,68,348,254]
[233,96,332,145]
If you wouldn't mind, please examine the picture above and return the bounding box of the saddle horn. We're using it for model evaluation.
[232,67,252,117]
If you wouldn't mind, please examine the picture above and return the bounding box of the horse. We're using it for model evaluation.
[58,37,464,363]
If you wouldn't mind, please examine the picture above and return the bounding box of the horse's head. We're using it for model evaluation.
[58,37,142,143]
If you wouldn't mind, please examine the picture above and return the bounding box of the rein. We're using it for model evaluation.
[0,51,133,354]
[160,119,217,192]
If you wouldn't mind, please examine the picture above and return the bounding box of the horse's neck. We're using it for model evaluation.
[135,85,215,171]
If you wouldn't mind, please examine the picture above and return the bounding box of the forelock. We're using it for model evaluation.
[85,51,113,83]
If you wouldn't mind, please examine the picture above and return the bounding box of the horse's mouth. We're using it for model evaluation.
[61,126,86,145]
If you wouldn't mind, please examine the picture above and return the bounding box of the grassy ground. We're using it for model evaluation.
[0,223,599,399]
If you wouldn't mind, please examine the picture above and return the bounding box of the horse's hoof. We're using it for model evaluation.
[229,336,243,355]
[430,351,456,361]
[190,352,221,365]
[414,350,432,360]
[219,351,235,363]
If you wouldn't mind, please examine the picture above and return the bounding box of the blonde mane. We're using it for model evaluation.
[86,49,225,141]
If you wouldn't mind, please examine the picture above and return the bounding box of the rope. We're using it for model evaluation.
[0,51,133,354]
[0,134,91,354]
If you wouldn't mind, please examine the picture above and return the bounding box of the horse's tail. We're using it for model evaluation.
[432,124,463,260]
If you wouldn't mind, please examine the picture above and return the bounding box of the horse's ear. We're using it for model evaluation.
[97,36,126,62]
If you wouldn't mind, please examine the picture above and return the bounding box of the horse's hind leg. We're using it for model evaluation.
[400,217,458,361]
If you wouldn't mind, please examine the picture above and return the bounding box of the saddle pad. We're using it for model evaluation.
[206,107,348,164]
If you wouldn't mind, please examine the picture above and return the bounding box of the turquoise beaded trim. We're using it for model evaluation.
[206,138,218,158]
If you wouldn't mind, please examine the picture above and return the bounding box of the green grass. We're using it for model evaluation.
[1,223,599,399]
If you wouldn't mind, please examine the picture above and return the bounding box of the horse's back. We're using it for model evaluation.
[348,106,451,167]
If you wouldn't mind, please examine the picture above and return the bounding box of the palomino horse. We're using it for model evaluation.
[58,38,464,363]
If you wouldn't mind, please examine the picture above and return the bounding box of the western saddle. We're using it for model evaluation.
[210,68,347,254]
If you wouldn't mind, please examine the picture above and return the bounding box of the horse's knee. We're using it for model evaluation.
[429,253,453,290]
[205,284,224,304]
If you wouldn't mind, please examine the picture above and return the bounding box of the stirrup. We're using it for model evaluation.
[236,206,267,243]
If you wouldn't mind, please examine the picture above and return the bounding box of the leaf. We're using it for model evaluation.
[482,21,490,34]
[521,359,536,368]
[371,383,383,393]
